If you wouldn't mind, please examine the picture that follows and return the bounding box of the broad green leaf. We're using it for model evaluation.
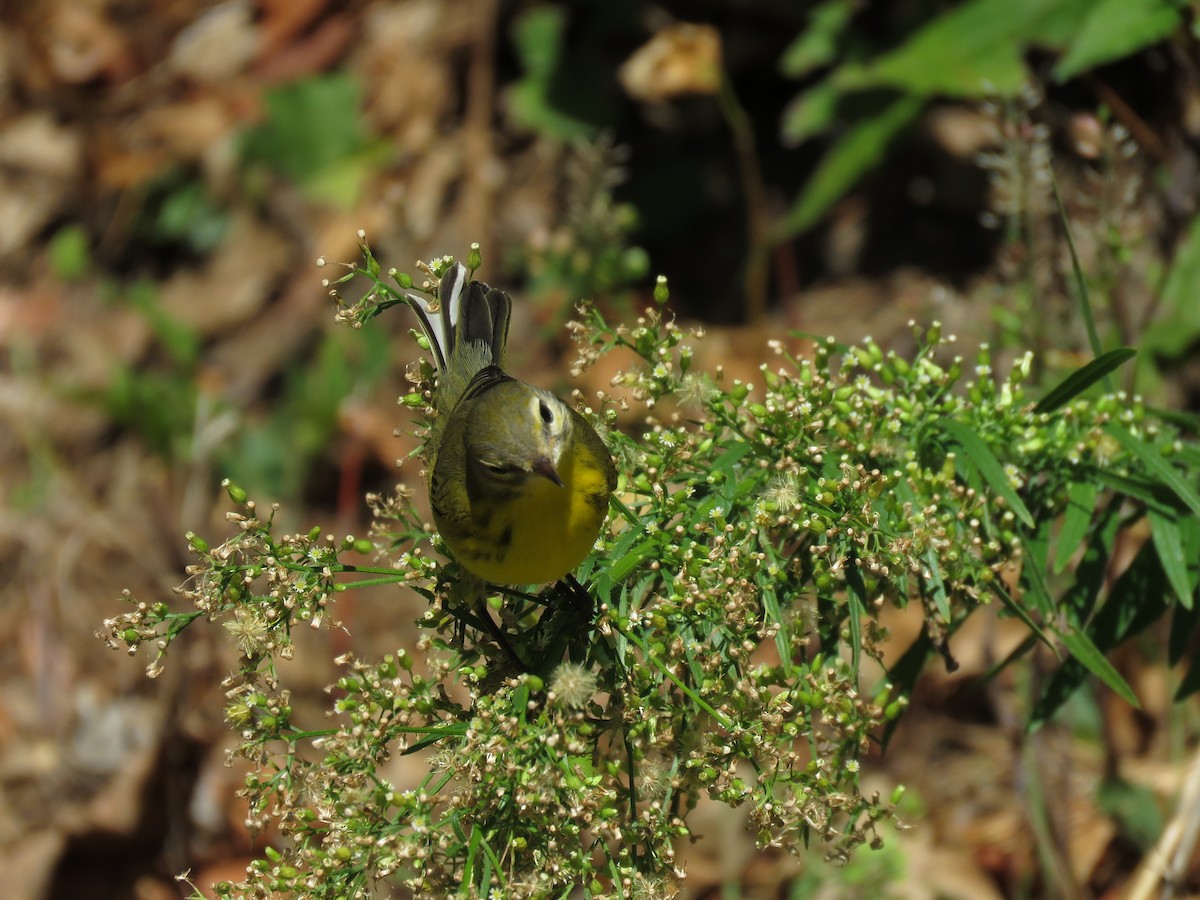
[1097,777,1164,851]
[938,419,1035,528]
[1103,423,1200,518]
[242,74,365,182]
[1034,348,1137,413]
[1054,0,1184,82]
[1144,211,1200,357]
[1054,480,1097,572]
[835,0,1089,98]
[1056,626,1139,707]
[776,94,923,235]
[780,0,856,77]
[1148,510,1195,609]
[506,6,600,140]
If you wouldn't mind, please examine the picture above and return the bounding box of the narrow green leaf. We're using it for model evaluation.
[760,584,795,675]
[882,631,932,747]
[1031,539,1168,729]
[1034,348,1137,413]
[845,557,867,677]
[924,548,950,621]
[1056,627,1139,708]
[1021,526,1057,619]
[1058,501,1120,624]
[991,582,1054,649]
[1093,469,1183,515]
[1104,423,1200,518]
[1169,600,1199,666]
[1148,510,1195,609]
[1051,172,1105,360]
[938,419,1035,528]
[607,538,660,583]
[1054,480,1097,573]
[776,94,923,236]
[779,0,856,77]
[1177,654,1200,701]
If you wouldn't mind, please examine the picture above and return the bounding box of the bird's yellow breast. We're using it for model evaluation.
[457,440,610,585]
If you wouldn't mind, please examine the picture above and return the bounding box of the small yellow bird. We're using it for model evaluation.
[405,263,616,585]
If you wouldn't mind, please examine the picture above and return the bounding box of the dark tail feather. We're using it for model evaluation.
[458,281,512,368]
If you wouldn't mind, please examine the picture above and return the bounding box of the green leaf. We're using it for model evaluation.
[780,77,842,144]
[1054,0,1184,82]
[924,548,950,621]
[1034,348,1137,412]
[1148,509,1195,609]
[777,94,923,235]
[1054,480,1097,572]
[1093,469,1185,515]
[1058,502,1120,623]
[938,419,1035,528]
[1056,626,1139,708]
[1021,525,1057,619]
[836,0,1088,98]
[49,224,91,280]
[1144,210,1200,358]
[1103,423,1200,518]
[1052,174,1105,358]
[1097,776,1164,851]
[992,582,1054,648]
[882,631,932,746]
[1168,599,1199,666]
[845,557,867,676]
[1031,539,1167,729]
[780,0,856,77]
[506,6,600,140]
[242,74,365,182]
[1178,653,1200,701]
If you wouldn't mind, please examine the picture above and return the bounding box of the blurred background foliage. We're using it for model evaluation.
[2,0,1200,896]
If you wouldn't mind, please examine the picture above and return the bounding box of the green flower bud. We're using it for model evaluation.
[653,274,669,304]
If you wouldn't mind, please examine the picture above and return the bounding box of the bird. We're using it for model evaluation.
[404,262,616,585]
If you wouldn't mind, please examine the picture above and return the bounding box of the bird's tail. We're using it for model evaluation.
[405,262,513,413]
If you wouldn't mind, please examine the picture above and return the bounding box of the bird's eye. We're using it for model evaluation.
[538,400,554,424]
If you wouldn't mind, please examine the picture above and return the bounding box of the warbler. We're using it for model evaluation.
[405,263,616,585]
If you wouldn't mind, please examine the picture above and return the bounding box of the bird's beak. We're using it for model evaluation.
[532,455,564,487]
